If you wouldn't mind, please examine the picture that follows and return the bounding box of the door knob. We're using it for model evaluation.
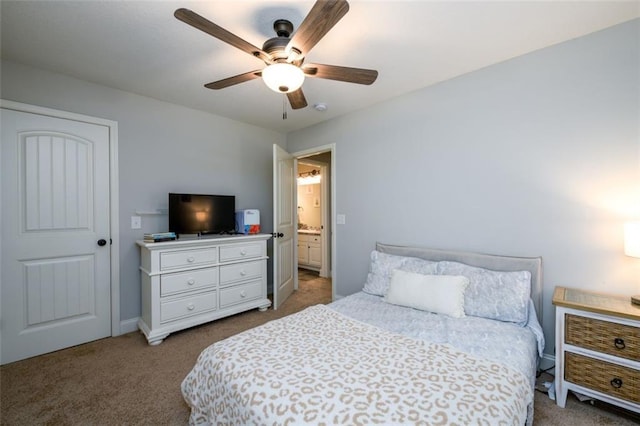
[271,232,284,238]
[97,239,107,246]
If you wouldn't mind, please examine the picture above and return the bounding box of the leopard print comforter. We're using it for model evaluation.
[182,305,531,425]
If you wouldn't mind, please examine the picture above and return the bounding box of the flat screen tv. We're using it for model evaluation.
[168,193,236,236]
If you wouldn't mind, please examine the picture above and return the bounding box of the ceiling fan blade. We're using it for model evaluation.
[303,63,378,85]
[175,8,270,63]
[287,89,308,110]
[286,0,349,59]
[204,70,262,90]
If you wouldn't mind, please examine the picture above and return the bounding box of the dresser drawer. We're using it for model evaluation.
[220,260,263,285]
[220,280,263,308]
[566,314,639,361]
[161,267,217,296]
[160,291,217,323]
[565,352,640,404]
[219,243,263,262]
[160,248,217,270]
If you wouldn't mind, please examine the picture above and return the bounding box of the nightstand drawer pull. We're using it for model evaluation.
[614,338,626,349]
[610,378,623,389]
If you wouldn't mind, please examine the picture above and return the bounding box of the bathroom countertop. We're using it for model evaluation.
[298,229,321,235]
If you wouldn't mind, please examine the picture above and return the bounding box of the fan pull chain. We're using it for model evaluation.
[282,94,287,120]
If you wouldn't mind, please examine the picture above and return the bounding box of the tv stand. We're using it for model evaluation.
[136,234,271,345]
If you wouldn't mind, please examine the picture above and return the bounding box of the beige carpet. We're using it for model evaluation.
[1,272,638,425]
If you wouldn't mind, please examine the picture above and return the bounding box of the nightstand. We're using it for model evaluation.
[553,286,640,413]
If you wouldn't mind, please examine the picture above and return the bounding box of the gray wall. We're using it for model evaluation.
[2,19,638,357]
[1,60,286,323]
[287,19,640,357]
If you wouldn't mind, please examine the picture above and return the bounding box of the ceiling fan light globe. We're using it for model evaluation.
[262,63,305,93]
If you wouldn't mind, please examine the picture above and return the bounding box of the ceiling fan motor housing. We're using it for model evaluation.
[262,36,289,60]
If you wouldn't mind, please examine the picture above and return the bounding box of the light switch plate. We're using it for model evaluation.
[131,216,142,229]
[337,214,346,225]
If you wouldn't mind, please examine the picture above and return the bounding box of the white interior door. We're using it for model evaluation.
[1,107,112,364]
[272,144,296,309]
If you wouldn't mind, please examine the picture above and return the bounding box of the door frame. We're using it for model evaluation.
[296,159,329,278]
[291,143,336,302]
[0,99,121,337]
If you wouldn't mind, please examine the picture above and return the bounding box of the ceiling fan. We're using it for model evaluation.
[174,0,378,111]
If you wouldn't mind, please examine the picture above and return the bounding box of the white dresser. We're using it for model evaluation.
[137,234,271,345]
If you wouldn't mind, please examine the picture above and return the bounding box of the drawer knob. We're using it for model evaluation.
[240,270,246,276]
[240,250,247,256]
[187,303,195,311]
[240,291,246,298]
[614,338,626,349]
[187,279,195,285]
[187,256,195,263]
[610,378,623,389]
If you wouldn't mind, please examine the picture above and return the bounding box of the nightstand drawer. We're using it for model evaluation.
[565,352,640,404]
[566,314,639,361]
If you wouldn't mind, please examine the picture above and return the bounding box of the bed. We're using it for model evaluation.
[182,243,545,425]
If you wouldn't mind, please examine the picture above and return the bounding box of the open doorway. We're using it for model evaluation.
[296,151,332,302]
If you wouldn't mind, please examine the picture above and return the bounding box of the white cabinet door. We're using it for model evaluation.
[298,243,309,264]
[297,234,308,264]
[308,243,322,268]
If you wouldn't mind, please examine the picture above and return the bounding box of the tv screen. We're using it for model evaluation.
[168,193,236,236]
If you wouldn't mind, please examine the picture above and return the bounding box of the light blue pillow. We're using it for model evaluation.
[363,251,437,296]
[437,261,531,325]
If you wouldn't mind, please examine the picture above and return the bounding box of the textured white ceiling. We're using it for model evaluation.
[1,1,638,133]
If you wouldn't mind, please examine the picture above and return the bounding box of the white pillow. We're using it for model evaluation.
[384,269,469,318]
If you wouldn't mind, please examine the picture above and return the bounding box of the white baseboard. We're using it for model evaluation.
[540,353,556,374]
[119,317,140,335]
